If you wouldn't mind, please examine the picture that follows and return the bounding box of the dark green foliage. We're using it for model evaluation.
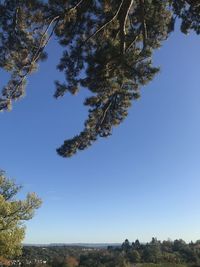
[12,238,200,266]
[0,0,199,157]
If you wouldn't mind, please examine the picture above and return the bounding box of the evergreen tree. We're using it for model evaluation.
[0,0,199,157]
[0,171,42,259]
[122,239,131,252]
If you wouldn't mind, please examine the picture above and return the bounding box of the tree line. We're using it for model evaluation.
[8,238,200,267]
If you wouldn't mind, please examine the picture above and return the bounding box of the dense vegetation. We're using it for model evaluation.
[9,238,200,267]
[0,0,200,157]
[0,171,41,260]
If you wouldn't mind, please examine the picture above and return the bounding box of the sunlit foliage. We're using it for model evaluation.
[0,171,42,258]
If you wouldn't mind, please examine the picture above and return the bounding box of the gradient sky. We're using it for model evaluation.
[1,27,200,244]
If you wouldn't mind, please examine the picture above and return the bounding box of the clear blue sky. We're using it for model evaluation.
[1,28,200,244]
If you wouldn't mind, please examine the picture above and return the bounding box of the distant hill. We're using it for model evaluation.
[23,243,121,248]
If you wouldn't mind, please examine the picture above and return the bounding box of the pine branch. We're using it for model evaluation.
[2,0,86,105]
[97,94,117,131]
[139,0,148,50]
[84,0,125,43]
[68,0,85,11]
[125,35,139,53]
[13,7,19,32]
[7,15,60,100]
[118,0,134,54]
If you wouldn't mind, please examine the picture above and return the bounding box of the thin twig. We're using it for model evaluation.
[139,0,148,49]
[84,0,124,43]
[118,0,134,54]
[125,35,139,52]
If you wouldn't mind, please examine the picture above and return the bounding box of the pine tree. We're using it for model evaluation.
[0,0,199,157]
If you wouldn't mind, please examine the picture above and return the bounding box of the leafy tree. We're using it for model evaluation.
[0,0,199,157]
[132,239,141,250]
[142,238,162,263]
[161,240,173,253]
[122,239,131,252]
[0,171,42,259]
[173,239,187,251]
[127,249,141,263]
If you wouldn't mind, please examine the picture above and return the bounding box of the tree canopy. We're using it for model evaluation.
[0,170,42,259]
[0,0,199,157]
[14,238,200,267]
